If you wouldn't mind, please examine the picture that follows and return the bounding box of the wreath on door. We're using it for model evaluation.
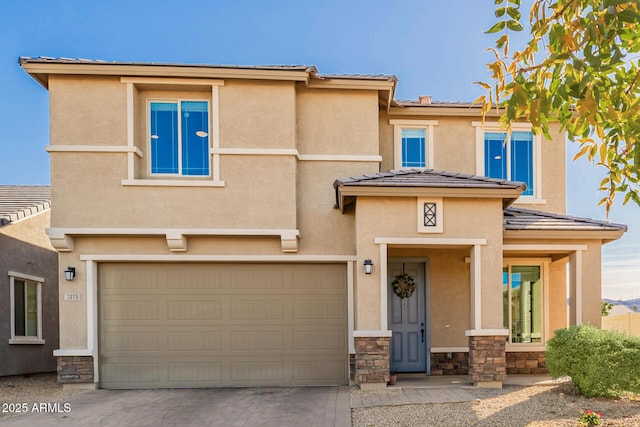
[392,273,416,299]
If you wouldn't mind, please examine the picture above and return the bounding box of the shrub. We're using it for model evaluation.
[545,325,640,397]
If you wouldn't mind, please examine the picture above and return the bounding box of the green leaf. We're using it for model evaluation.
[495,7,506,17]
[506,20,524,31]
[495,0,505,4]
[486,21,506,33]
[506,6,521,20]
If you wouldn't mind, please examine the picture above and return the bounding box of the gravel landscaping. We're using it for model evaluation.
[0,373,90,419]
[352,382,640,426]
[3,373,640,426]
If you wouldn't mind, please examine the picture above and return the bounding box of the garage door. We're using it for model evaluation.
[98,263,348,389]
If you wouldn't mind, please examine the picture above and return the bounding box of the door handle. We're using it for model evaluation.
[420,322,425,343]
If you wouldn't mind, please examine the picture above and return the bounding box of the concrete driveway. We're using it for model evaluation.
[1,386,351,427]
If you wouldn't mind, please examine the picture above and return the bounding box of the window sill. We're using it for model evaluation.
[122,179,225,187]
[506,344,545,352]
[515,197,547,205]
[9,338,45,345]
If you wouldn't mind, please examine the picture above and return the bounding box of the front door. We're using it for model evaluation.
[388,261,427,373]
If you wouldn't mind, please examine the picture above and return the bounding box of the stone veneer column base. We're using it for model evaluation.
[355,336,390,389]
[468,335,506,388]
[57,356,94,385]
[506,351,548,374]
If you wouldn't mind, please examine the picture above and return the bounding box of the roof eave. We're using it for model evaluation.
[334,185,522,213]
[503,229,626,243]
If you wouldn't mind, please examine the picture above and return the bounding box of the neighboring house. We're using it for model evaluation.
[602,305,640,337]
[19,57,626,390]
[0,185,58,376]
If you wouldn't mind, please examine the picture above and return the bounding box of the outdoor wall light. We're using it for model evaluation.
[64,267,76,281]
[364,259,373,274]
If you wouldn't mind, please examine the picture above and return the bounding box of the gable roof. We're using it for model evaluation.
[0,185,51,226]
[334,169,526,190]
[333,169,526,212]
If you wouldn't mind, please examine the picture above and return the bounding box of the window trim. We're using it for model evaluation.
[473,122,544,204]
[390,119,438,170]
[8,271,45,345]
[121,78,225,187]
[502,259,550,350]
[147,98,212,178]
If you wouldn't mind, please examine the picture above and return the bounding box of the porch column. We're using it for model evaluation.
[568,250,583,326]
[469,244,482,330]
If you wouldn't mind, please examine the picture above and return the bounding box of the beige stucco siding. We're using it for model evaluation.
[50,153,297,229]
[50,76,127,147]
[379,113,567,214]
[582,240,603,326]
[548,259,568,335]
[296,88,379,155]
[388,247,470,347]
[296,161,378,255]
[0,210,54,250]
[354,197,504,331]
[219,80,296,149]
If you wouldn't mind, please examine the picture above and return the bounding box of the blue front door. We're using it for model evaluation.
[388,261,427,372]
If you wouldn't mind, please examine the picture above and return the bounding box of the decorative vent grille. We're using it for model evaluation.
[424,203,437,227]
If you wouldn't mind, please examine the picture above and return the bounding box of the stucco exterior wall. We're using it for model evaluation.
[0,211,58,376]
[582,240,603,326]
[296,88,379,155]
[388,248,470,347]
[548,259,569,335]
[379,113,566,214]
[50,76,127,147]
[354,197,504,331]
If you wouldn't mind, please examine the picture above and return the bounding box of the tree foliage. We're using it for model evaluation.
[602,300,614,316]
[478,0,640,214]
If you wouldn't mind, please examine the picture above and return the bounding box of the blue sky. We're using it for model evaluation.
[0,0,637,299]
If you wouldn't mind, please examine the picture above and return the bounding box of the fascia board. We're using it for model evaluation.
[503,229,625,242]
[337,186,522,199]
[20,63,311,82]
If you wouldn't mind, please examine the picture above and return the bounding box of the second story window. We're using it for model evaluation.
[390,120,438,170]
[474,122,542,201]
[150,100,210,176]
[401,129,426,168]
[484,131,534,196]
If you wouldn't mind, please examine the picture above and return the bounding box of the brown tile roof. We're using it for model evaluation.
[0,185,51,226]
[18,57,398,82]
[395,100,478,108]
[504,207,627,232]
[334,169,527,190]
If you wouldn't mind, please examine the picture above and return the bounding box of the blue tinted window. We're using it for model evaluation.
[181,101,209,176]
[511,131,533,196]
[150,101,209,176]
[401,128,425,168]
[484,132,507,180]
[484,131,534,195]
[150,102,178,174]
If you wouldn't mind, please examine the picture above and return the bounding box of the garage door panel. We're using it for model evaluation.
[167,332,222,351]
[230,269,286,290]
[103,300,159,321]
[167,300,222,321]
[99,263,348,388]
[293,360,347,381]
[168,362,222,382]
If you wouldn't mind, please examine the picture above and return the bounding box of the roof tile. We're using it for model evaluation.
[0,185,51,226]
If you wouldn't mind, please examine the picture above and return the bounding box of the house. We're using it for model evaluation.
[0,185,58,376]
[19,57,626,390]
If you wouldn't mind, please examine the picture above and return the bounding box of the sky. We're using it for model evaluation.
[0,0,637,300]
